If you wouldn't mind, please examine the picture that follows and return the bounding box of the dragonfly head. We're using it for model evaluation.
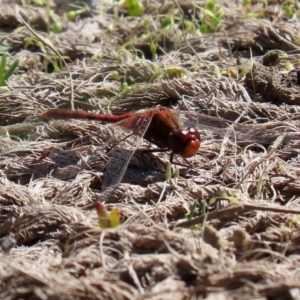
[169,127,201,158]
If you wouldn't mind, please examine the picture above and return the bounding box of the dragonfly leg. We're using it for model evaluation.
[140,148,169,167]
[170,152,191,168]
[105,132,135,153]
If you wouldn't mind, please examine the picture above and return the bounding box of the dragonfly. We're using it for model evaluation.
[42,106,300,188]
[42,106,201,188]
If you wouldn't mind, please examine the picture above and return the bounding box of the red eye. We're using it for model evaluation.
[181,139,200,158]
[169,128,201,158]
[181,128,201,158]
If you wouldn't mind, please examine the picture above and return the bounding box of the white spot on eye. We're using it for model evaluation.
[189,128,196,132]
[182,130,188,135]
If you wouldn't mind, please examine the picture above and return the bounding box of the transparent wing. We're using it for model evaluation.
[101,112,154,189]
[172,109,300,146]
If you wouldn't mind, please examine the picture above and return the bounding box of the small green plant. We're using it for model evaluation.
[22,0,47,6]
[67,7,90,22]
[161,16,174,28]
[184,20,199,34]
[284,61,293,71]
[165,162,172,181]
[52,17,63,33]
[107,23,114,34]
[25,35,64,72]
[149,41,157,60]
[64,0,92,21]
[164,66,185,78]
[284,4,294,18]
[0,53,19,86]
[186,200,199,220]
[289,215,300,228]
[196,0,224,33]
[95,202,120,228]
[121,81,133,93]
[220,66,249,80]
[47,55,64,72]
[242,0,251,6]
[122,0,145,16]
[25,0,63,33]
[164,162,180,181]
[283,1,300,19]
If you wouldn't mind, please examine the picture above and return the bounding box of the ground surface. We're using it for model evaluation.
[1,0,300,299]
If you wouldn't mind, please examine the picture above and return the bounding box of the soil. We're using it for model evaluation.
[1,0,300,299]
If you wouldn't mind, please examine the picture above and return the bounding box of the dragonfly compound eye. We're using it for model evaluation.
[180,128,201,158]
[169,128,201,158]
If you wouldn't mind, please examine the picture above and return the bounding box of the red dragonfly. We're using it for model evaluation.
[42,107,201,188]
[42,106,300,188]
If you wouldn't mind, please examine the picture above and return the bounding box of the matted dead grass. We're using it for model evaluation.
[2,0,300,299]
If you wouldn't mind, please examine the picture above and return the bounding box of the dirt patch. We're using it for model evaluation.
[1,0,300,299]
[245,52,300,105]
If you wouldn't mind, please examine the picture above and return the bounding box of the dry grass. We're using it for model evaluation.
[1,0,300,299]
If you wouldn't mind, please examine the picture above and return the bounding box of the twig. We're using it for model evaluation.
[171,202,300,229]
[235,134,285,189]
[171,0,201,62]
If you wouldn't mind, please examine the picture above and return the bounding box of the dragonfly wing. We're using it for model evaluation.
[102,113,154,189]
[172,110,230,136]
[172,110,300,145]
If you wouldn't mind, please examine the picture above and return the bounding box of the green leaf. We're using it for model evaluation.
[285,5,294,18]
[215,9,223,20]
[52,21,62,33]
[243,0,251,6]
[165,66,184,77]
[0,53,7,86]
[184,21,196,34]
[202,7,217,19]
[122,82,132,93]
[3,59,19,84]
[109,208,120,228]
[53,64,61,73]
[128,0,144,16]
[200,23,209,34]
[107,24,114,33]
[110,71,119,79]
[33,0,46,7]
[149,42,157,55]
[162,16,173,27]
[285,61,293,71]
[206,0,215,12]
[67,11,78,22]
[165,161,172,181]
